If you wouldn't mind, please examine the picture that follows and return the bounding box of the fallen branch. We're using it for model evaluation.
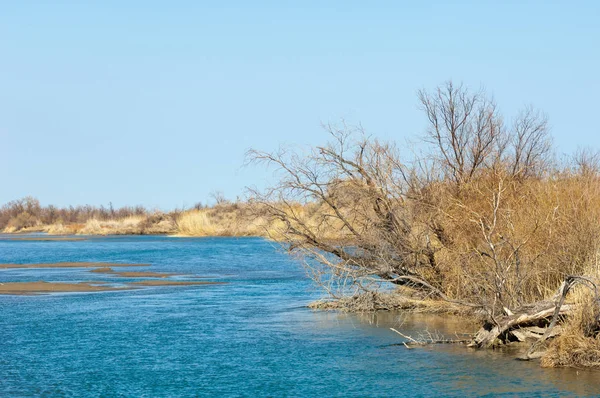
[390,328,471,347]
[470,275,598,356]
[521,275,599,360]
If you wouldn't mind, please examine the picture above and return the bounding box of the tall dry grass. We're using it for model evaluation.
[176,211,219,236]
[79,216,144,235]
[174,203,282,237]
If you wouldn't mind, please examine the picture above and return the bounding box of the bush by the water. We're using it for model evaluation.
[249,81,600,367]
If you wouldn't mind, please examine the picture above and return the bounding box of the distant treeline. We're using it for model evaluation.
[0,197,150,231]
[0,196,274,237]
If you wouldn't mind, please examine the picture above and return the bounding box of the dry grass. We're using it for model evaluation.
[175,210,219,236]
[429,171,600,308]
[174,204,286,238]
[9,213,179,236]
[78,216,148,235]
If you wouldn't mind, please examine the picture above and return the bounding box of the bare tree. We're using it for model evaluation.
[573,147,600,176]
[248,126,472,306]
[418,81,504,186]
[509,105,552,178]
[210,191,228,206]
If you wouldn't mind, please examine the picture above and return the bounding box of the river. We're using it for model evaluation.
[1,236,599,396]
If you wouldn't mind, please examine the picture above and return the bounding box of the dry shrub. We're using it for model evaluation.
[139,213,177,234]
[0,197,151,232]
[4,212,39,232]
[434,171,600,310]
[46,223,70,235]
[79,216,147,235]
[79,219,105,235]
[0,197,41,230]
[249,81,600,319]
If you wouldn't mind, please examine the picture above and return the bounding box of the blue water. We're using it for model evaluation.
[1,236,599,397]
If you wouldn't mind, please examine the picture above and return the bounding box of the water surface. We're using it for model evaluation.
[1,236,599,397]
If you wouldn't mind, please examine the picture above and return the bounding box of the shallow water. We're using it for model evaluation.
[1,235,599,397]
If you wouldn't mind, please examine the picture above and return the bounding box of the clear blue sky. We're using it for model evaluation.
[1,1,598,209]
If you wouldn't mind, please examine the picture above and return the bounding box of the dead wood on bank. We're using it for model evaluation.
[390,327,472,348]
[383,275,600,364]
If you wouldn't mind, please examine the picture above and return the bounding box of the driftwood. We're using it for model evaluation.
[389,275,599,361]
[390,328,472,348]
[469,275,598,360]
[469,303,573,349]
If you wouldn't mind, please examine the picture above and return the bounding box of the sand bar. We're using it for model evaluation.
[1,237,88,241]
[90,267,177,278]
[0,281,128,295]
[0,262,150,269]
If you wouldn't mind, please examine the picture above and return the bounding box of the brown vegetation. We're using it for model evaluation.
[541,281,600,367]
[0,197,270,237]
[0,198,179,235]
[174,203,272,237]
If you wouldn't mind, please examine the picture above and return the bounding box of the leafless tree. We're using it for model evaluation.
[418,81,504,186]
[248,126,471,305]
[419,81,552,184]
[573,147,600,176]
[509,105,552,178]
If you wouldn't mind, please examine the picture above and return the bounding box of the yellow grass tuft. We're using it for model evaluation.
[176,210,218,236]
[79,216,154,235]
